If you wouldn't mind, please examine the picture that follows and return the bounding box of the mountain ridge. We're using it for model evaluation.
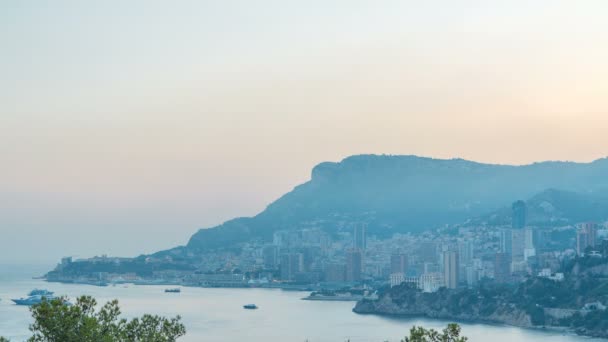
[184,154,608,252]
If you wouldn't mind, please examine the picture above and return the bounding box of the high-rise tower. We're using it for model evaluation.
[512,200,527,229]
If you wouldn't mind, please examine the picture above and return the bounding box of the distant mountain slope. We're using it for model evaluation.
[472,188,608,226]
[187,155,608,251]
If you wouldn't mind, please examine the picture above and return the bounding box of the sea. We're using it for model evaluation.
[0,264,600,342]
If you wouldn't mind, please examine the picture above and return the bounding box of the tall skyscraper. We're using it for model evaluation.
[353,223,366,250]
[512,200,527,229]
[390,253,408,274]
[500,229,512,255]
[442,250,459,289]
[346,249,363,282]
[511,229,526,264]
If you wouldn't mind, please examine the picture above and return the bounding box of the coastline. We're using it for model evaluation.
[352,303,601,339]
[45,278,317,291]
[352,310,575,336]
[2,270,600,342]
[45,278,597,339]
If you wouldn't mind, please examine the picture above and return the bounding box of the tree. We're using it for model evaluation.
[26,296,185,342]
[402,323,467,342]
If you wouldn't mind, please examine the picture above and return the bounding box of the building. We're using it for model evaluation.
[418,242,437,263]
[390,272,442,293]
[187,273,246,287]
[419,272,443,293]
[442,251,459,289]
[465,265,478,287]
[346,249,363,282]
[512,200,527,229]
[538,268,564,282]
[58,256,73,271]
[458,240,474,265]
[262,245,279,268]
[324,263,346,282]
[353,224,366,250]
[294,272,320,284]
[390,272,405,287]
[511,229,526,264]
[494,252,511,283]
[500,229,512,255]
[524,228,536,261]
[273,231,287,246]
[600,240,608,258]
[280,253,303,281]
[577,223,599,255]
[390,253,408,274]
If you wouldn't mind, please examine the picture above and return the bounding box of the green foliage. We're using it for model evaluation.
[402,323,467,342]
[564,309,608,332]
[524,303,545,326]
[0,337,11,342]
[26,296,185,342]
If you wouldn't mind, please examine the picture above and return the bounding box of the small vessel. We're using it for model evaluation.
[12,295,54,306]
[164,288,181,293]
[12,294,72,306]
[243,304,258,309]
[28,289,54,296]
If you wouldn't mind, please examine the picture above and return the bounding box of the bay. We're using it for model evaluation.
[0,264,600,342]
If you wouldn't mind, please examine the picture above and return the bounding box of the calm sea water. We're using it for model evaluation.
[0,264,600,342]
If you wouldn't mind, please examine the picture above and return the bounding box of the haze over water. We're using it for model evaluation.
[0,265,599,342]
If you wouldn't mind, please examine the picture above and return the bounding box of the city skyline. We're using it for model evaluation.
[3,2,608,341]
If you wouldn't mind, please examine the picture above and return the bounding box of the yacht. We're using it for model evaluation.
[12,289,57,306]
[164,288,181,293]
[12,295,54,306]
[243,304,258,309]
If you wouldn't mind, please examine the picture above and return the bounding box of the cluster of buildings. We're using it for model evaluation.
[221,200,607,293]
[386,201,607,292]
[261,223,368,284]
[49,202,608,292]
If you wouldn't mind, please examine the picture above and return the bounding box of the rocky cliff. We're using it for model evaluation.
[354,259,608,339]
[353,284,533,328]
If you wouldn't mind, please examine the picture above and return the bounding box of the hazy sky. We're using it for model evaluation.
[2,1,608,263]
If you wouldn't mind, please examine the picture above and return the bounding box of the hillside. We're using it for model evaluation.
[186,155,608,252]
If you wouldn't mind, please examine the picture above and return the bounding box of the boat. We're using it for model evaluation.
[12,295,54,306]
[28,289,54,296]
[243,304,258,309]
[164,288,181,293]
[12,294,72,306]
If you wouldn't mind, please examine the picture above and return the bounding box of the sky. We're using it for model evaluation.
[1,1,608,264]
